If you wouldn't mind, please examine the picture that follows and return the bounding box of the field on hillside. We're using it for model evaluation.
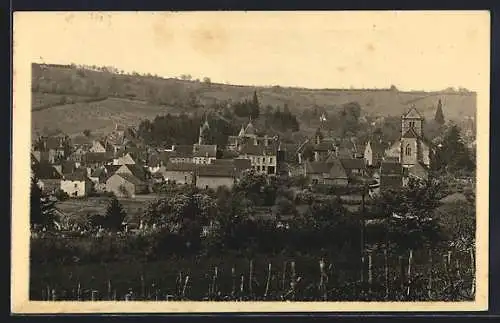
[32,97,184,137]
[31,64,477,136]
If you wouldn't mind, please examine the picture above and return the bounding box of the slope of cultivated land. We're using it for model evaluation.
[32,97,184,138]
[31,63,477,136]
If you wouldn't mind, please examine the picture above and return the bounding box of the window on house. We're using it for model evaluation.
[405,145,412,156]
[409,121,415,128]
[74,183,78,188]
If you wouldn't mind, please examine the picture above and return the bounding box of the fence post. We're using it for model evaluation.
[282,261,287,292]
[384,249,389,299]
[231,267,236,298]
[368,251,373,295]
[398,255,405,295]
[427,249,433,299]
[290,261,297,301]
[107,280,112,301]
[249,260,253,297]
[470,248,475,297]
[182,276,189,299]
[406,249,413,298]
[264,263,272,299]
[140,274,145,300]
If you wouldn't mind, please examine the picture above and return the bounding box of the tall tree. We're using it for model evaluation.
[434,99,445,125]
[30,173,57,229]
[436,124,474,174]
[103,197,127,231]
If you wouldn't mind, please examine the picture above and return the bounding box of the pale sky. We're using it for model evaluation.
[14,11,490,91]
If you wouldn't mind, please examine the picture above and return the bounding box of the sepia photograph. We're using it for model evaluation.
[12,11,489,313]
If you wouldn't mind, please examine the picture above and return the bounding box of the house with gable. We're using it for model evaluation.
[112,151,137,166]
[35,162,64,194]
[89,140,108,153]
[115,164,150,182]
[364,139,386,167]
[304,154,349,186]
[169,145,195,164]
[227,120,276,152]
[195,164,237,190]
[60,169,93,198]
[82,152,113,168]
[159,162,196,185]
[238,142,278,175]
[192,144,218,165]
[105,173,149,198]
[340,158,366,181]
[89,164,121,191]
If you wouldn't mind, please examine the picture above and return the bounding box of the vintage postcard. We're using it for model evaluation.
[12,11,490,313]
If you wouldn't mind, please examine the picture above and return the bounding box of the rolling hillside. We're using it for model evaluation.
[31,63,477,137]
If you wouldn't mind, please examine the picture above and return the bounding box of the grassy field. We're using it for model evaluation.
[32,97,184,137]
[56,194,162,225]
[31,63,477,136]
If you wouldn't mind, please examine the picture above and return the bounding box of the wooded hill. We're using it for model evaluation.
[31,63,476,138]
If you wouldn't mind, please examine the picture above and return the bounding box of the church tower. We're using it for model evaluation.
[400,105,423,167]
[401,105,423,137]
[198,118,211,145]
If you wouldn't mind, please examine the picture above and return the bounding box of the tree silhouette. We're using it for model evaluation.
[30,173,57,229]
[434,99,445,125]
[436,124,474,174]
[103,197,127,231]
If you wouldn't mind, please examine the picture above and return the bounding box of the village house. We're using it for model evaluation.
[213,158,252,179]
[70,134,94,151]
[192,144,218,164]
[89,165,121,191]
[32,150,58,164]
[159,163,196,185]
[238,143,278,175]
[147,150,171,173]
[379,160,404,191]
[195,164,236,190]
[227,120,276,152]
[115,164,150,182]
[340,158,366,182]
[112,151,137,166]
[335,139,360,159]
[105,173,149,198]
[68,147,86,163]
[304,154,349,186]
[363,139,386,167]
[35,162,64,194]
[60,170,93,198]
[33,134,70,161]
[168,145,195,164]
[89,140,109,153]
[82,152,113,168]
